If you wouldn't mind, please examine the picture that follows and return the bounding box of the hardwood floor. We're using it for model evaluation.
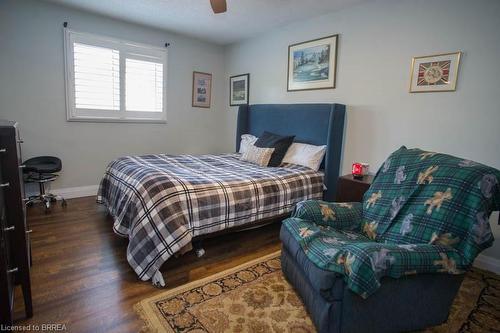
[14,196,282,332]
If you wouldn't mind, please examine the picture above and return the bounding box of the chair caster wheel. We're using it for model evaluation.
[26,201,34,207]
[62,199,67,207]
[50,197,57,203]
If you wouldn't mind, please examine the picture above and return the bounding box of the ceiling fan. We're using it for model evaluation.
[210,0,227,14]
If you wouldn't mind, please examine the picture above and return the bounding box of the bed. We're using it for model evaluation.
[97,103,346,284]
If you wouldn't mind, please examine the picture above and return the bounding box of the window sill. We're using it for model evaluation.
[67,116,167,124]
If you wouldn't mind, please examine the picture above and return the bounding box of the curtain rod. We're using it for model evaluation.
[62,22,171,48]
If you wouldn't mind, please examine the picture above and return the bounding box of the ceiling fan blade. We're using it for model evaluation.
[210,0,227,13]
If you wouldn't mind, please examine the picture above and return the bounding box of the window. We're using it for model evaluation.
[64,29,167,123]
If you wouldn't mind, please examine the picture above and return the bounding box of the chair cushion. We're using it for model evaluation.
[24,156,62,173]
[281,217,465,298]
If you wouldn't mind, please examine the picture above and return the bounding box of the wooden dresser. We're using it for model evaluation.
[0,121,32,325]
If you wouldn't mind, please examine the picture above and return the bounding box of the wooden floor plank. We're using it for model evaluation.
[14,196,282,332]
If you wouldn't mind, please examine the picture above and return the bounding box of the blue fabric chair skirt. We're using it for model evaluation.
[280,226,464,333]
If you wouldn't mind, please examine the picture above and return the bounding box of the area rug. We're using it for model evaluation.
[135,251,500,333]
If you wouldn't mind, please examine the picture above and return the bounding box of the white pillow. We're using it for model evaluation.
[240,144,275,167]
[282,143,327,171]
[238,134,258,154]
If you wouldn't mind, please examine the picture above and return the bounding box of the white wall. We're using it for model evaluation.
[224,0,500,260]
[0,0,234,189]
[1,0,499,263]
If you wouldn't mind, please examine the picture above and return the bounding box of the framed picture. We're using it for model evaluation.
[192,71,212,108]
[409,52,461,93]
[287,34,338,92]
[229,73,250,106]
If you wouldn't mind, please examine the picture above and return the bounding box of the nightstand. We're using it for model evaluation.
[335,174,373,202]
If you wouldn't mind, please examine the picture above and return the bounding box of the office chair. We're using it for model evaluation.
[23,156,66,212]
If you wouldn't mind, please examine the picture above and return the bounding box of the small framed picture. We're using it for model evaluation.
[287,34,338,92]
[409,52,461,93]
[192,71,212,108]
[229,73,250,106]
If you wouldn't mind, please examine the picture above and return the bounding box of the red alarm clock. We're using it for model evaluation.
[352,162,369,179]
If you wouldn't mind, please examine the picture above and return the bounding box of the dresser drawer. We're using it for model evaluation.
[0,169,14,271]
[0,169,15,323]
[0,121,32,324]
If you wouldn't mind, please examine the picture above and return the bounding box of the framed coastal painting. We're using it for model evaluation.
[409,52,461,93]
[192,71,212,108]
[287,34,338,92]
[229,73,250,106]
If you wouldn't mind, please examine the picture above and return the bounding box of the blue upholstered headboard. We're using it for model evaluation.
[236,103,346,201]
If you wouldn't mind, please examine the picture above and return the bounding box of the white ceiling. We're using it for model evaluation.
[44,0,365,45]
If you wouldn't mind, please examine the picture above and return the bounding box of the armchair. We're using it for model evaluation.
[280,147,500,333]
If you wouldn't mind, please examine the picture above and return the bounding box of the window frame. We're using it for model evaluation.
[64,29,167,123]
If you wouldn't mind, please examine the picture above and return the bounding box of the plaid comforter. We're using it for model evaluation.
[97,153,324,281]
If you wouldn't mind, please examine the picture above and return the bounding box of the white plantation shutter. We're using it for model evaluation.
[125,58,163,112]
[64,29,167,123]
[73,43,120,110]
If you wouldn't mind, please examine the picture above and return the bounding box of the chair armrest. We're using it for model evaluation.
[293,200,363,230]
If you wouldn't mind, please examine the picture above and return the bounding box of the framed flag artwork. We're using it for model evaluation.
[409,52,461,93]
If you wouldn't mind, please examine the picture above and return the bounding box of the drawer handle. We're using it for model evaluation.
[4,226,15,232]
[19,164,26,169]
[0,182,10,188]
[26,229,32,234]
[7,267,18,274]
[0,148,6,153]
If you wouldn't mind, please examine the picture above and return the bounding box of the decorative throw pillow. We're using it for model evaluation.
[254,131,295,167]
[282,143,327,171]
[238,134,258,154]
[240,144,275,167]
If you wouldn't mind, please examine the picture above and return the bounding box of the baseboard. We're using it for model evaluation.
[51,185,99,199]
[473,254,500,274]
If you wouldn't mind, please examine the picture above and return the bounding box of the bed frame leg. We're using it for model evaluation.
[193,240,206,258]
[152,270,166,288]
